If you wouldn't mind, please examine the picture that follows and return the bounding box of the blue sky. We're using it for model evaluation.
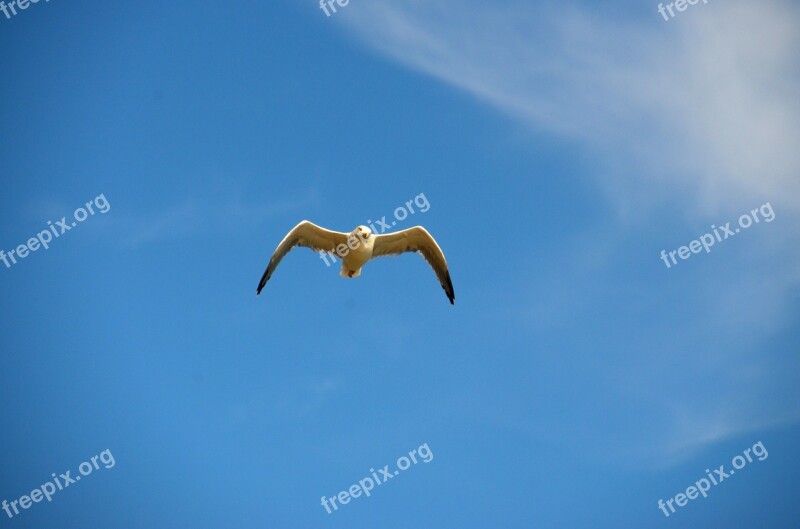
[1,0,798,527]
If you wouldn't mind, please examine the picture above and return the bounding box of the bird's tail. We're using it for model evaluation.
[340,266,362,278]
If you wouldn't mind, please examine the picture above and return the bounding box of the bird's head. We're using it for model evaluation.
[355,225,372,240]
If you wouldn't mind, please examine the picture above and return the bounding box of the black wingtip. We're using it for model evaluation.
[444,271,455,306]
[256,269,271,297]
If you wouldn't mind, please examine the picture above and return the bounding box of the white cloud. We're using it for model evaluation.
[340,0,800,216]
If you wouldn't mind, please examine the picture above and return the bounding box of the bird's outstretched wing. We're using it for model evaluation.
[256,221,348,295]
[372,226,455,305]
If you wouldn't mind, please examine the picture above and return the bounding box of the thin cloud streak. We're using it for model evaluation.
[120,188,321,247]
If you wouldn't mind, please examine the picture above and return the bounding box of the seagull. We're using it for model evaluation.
[256,221,455,304]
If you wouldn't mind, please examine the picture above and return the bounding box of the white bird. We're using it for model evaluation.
[256,221,455,305]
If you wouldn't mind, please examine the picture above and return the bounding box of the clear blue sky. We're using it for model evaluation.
[1,1,799,527]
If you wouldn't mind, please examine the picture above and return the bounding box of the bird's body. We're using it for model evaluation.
[256,221,455,304]
[338,227,374,278]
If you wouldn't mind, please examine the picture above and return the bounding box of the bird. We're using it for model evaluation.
[256,221,455,305]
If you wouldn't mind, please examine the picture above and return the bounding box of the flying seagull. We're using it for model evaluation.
[256,221,455,304]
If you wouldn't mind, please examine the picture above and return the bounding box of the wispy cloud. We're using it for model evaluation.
[340,0,800,215]
[120,187,321,247]
[123,200,201,247]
